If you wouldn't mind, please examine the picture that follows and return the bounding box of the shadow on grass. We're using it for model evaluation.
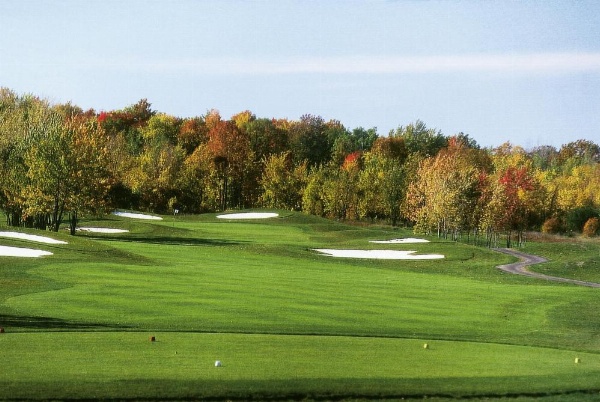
[0,314,129,331]
[2,377,599,401]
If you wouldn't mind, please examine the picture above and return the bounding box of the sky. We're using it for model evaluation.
[1,0,600,148]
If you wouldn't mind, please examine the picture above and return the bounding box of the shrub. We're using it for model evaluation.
[541,217,563,234]
[565,205,599,232]
[582,217,599,237]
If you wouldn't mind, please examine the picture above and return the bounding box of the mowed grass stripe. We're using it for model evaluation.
[5,238,594,348]
[1,332,598,400]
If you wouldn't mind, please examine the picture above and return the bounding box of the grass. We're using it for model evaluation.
[1,333,599,400]
[1,210,600,400]
[523,234,600,283]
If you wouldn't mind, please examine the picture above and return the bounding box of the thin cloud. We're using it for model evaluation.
[152,52,600,75]
[23,52,600,75]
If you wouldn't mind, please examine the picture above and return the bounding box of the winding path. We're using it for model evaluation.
[494,248,600,288]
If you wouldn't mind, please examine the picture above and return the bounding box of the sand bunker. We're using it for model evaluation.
[77,227,130,234]
[217,212,279,219]
[0,231,67,244]
[113,212,163,220]
[314,249,444,260]
[370,238,430,244]
[0,245,53,258]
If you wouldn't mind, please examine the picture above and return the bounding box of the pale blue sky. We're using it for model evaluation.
[2,0,600,148]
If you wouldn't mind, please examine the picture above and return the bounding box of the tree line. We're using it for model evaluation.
[1,88,599,244]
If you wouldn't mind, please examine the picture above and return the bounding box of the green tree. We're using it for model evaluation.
[288,114,332,168]
[246,118,289,164]
[390,120,448,157]
[302,167,327,217]
[141,113,182,145]
[329,126,377,166]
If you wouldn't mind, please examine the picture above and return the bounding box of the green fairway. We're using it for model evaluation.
[1,211,600,400]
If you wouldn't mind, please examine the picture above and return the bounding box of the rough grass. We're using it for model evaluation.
[523,235,600,283]
[1,211,600,400]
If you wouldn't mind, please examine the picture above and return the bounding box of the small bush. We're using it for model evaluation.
[582,217,599,237]
[565,205,599,232]
[541,217,563,234]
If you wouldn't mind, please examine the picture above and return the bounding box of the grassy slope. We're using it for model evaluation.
[524,235,600,283]
[1,211,600,399]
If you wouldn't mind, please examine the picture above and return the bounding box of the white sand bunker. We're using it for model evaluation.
[113,211,163,220]
[0,245,53,258]
[0,231,67,244]
[217,212,279,219]
[370,238,430,244]
[77,227,130,234]
[314,249,444,260]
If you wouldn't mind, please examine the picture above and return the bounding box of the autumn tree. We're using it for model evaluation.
[479,144,544,247]
[231,110,256,130]
[22,105,111,233]
[370,136,407,163]
[259,151,307,210]
[357,151,404,225]
[555,157,600,212]
[206,120,254,210]
[405,138,484,239]
[204,109,222,131]
[304,164,350,220]
[321,153,362,220]
[100,99,155,155]
[558,139,600,165]
[7,86,600,236]
[117,113,185,212]
[178,117,208,155]
[582,217,599,237]
[61,115,112,234]
[0,88,34,226]
[177,144,213,213]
